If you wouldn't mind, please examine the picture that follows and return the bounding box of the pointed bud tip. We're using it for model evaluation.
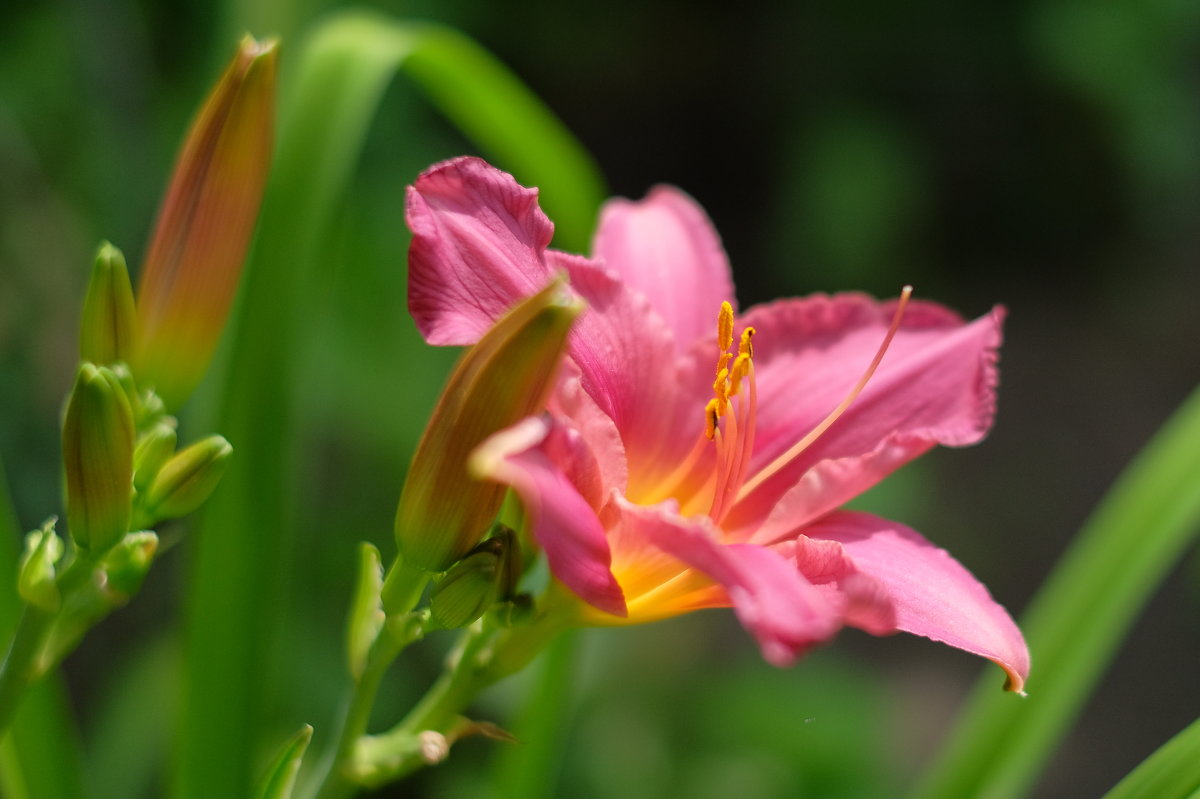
[239,33,279,60]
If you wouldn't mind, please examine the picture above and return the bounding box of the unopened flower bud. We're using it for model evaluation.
[346,542,385,680]
[429,538,506,629]
[140,435,232,523]
[101,531,158,599]
[133,420,178,493]
[80,242,137,366]
[135,35,277,410]
[18,519,64,612]
[63,363,135,552]
[395,278,581,573]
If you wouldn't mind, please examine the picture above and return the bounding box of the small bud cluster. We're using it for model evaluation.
[0,37,277,717]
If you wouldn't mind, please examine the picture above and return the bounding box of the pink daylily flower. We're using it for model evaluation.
[407,156,1030,692]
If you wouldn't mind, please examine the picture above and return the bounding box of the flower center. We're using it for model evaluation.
[644,288,913,526]
[701,301,758,521]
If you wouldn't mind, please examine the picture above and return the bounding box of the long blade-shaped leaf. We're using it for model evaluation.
[174,12,604,798]
[492,633,578,799]
[911,384,1200,799]
[1101,716,1200,799]
[256,725,313,799]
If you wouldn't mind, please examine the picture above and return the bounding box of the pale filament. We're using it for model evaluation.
[735,285,913,501]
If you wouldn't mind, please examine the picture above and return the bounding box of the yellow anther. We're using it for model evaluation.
[738,326,755,358]
[718,301,734,352]
[728,353,751,396]
[716,350,731,375]
[704,398,720,440]
[712,368,730,416]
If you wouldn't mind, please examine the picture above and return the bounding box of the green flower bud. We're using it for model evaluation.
[80,242,137,366]
[346,542,385,680]
[429,539,506,629]
[133,420,178,493]
[101,531,158,599]
[18,518,64,612]
[63,363,135,552]
[140,435,231,523]
[108,362,142,422]
[395,278,581,573]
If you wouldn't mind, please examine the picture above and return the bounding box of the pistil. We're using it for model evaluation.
[736,286,913,501]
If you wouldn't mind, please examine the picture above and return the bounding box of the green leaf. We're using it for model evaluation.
[492,633,578,799]
[1102,716,1200,799]
[911,383,1200,799]
[255,724,313,799]
[0,457,87,799]
[174,12,604,799]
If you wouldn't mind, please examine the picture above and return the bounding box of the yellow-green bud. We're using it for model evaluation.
[140,435,231,523]
[18,519,64,612]
[63,363,135,552]
[108,362,142,422]
[395,278,581,573]
[133,420,178,493]
[429,540,505,629]
[101,531,158,599]
[80,242,137,366]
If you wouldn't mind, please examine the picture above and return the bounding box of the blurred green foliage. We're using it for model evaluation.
[2,1,1200,798]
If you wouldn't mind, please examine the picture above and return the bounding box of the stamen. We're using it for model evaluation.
[728,353,751,396]
[709,400,739,520]
[713,368,730,416]
[718,301,734,351]
[738,326,755,357]
[736,286,914,501]
[704,398,720,440]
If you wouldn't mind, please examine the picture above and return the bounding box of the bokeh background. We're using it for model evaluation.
[2,1,1199,797]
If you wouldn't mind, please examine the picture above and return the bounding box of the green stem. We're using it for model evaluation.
[354,605,573,788]
[0,554,95,736]
[0,607,54,737]
[380,558,428,617]
[311,612,427,799]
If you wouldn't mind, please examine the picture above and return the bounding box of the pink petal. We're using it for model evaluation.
[407,157,555,345]
[782,535,896,635]
[550,252,709,491]
[803,510,1030,692]
[471,417,627,617]
[548,358,629,503]
[725,294,1003,542]
[592,186,737,346]
[616,498,842,666]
